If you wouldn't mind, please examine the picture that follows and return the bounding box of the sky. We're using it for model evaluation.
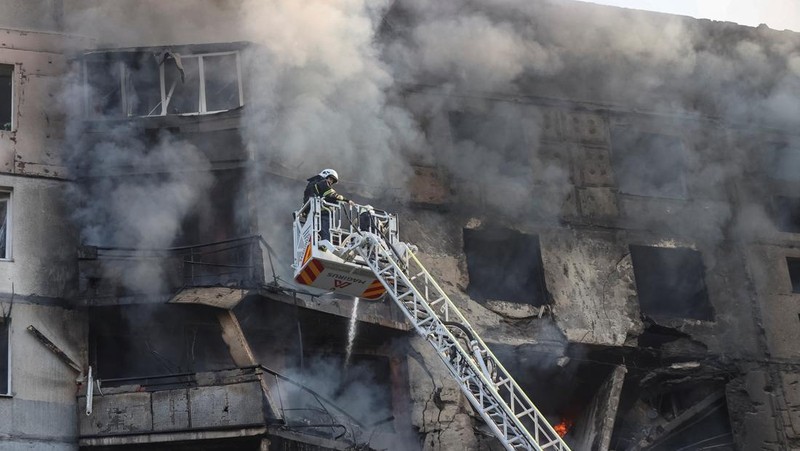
[585,0,800,32]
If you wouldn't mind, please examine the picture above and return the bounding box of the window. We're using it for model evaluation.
[85,51,243,118]
[463,227,549,305]
[787,258,800,293]
[611,129,687,198]
[0,192,10,259]
[0,317,8,395]
[630,245,713,321]
[772,196,800,233]
[0,64,12,131]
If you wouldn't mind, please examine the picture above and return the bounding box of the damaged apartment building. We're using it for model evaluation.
[1,0,800,450]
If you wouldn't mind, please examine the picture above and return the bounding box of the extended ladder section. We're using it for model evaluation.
[292,199,570,450]
[340,234,571,451]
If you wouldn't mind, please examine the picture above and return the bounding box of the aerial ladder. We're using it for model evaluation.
[292,197,571,451]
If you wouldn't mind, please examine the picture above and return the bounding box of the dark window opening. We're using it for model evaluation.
[772,196,800,233]
[0,64,11,131]
[464,227,549,305]
[611,129,687,198]
[630,245,714,321]
[493,343,618,443]
[89,305,236,381]
[612,380,732,450]
[787,258,800,293]
[0,318,8,395]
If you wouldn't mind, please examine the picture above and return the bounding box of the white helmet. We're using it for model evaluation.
[319,168,339,182]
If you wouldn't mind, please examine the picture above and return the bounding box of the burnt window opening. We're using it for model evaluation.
[493,343,618,443]
[464,228,549,305]
[89,305,236,381]
[612,380,732,450]
[84,50,243,118]
[0,64,12,131]
[630,245,713,321]
[772,196,800,233]
[787,258,800,293]
[0,317,8,395]
[611,129,687,199]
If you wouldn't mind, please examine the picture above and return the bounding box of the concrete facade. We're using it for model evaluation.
[0,26,87,451]
[0,0,799,450]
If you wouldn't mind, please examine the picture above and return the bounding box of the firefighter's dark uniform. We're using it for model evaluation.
[303,175,350,242]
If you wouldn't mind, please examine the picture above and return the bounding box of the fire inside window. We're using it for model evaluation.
[463,227,549,306]
[772,196,800,234]
[610,128,687,199]
[787,258,800,294]
[85,51,243,118]
[630,245,714,321]
[0,64,12,131]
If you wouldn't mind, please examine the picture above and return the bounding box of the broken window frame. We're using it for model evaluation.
[162,51,243,115]
[0,64,14,132]
[0,191,11,261]
[83,50,244,118]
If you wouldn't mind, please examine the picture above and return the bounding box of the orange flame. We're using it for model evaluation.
[554,418,574,437]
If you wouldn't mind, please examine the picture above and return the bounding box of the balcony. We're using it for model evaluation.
[78,366,377,450]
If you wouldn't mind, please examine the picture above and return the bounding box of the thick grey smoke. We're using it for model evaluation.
[60,3,226,294]
[382,0,800,240]
[237,0,424,282]
[64,0,242,47]
[277,353,413,450]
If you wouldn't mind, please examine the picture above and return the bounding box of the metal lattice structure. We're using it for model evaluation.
[338,231,571,451]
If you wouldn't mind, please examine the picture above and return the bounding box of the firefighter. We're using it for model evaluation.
[303,168,353,250]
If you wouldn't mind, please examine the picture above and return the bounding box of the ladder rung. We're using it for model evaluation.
[515,407,536,419]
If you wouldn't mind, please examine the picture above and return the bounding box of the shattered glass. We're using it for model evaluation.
[203,53,240,112]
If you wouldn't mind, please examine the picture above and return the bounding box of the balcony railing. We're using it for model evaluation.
[78,366,368,447]
[79,236,270,298]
